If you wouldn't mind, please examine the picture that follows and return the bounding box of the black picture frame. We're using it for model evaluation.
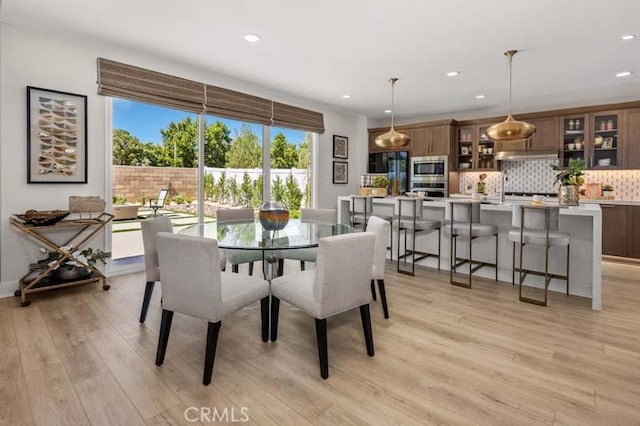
[333,161,348,184]
[333,135,348,159]
[27,86,88,184]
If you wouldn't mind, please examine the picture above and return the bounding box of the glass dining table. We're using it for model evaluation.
[179,219,354,280]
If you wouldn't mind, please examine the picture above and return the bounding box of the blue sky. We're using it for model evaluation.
[113,99,306,145]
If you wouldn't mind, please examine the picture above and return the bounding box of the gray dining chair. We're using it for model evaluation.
[277,208,337,274]
[217,208,263,275]
[155,233,270,385]
[270,232,376,379]
[140,216,226,323]
[368,216,391,319]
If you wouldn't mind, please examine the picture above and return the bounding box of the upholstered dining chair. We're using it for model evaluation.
[155,233,270,385]
[140,216,226,323]
[216,208,263,275]
[270,232,376,379]
[277,208,337,274]
[367,216,391,319]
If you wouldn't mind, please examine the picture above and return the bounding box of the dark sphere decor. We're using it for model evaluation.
[259,202,289,231]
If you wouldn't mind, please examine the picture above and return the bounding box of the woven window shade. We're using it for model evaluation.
[272,102,325,134]
[97,58,205,113]
[205,85,272,125]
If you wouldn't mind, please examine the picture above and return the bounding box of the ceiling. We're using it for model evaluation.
[2,0,640,123]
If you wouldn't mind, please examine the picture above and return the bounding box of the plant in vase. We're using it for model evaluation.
[551,159,586,206]
[37,246,110,281]
[372,175,389,196]
[476,173,488,194]
[602,184,614,198]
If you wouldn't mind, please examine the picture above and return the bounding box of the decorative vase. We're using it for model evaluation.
[603,190,614,198]
[477,182,486,194]
[559,185,580,206]
[259,202,289,231]
[54,265,92,281]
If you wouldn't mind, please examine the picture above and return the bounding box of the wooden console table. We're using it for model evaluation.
[10,212,114,306]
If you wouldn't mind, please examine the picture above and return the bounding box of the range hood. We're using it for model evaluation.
[495,149,559,161]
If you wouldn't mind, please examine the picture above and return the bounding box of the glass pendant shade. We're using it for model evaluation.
[375,78,410,148]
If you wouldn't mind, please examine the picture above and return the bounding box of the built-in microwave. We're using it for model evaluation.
[411,155,448,181]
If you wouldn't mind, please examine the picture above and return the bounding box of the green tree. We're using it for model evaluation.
[251,175,263,208]
[112,129,142,165]
[239,172,253,207]
[297,133,312,169]
[270,132,298,169]
[216,171,228,203]
[226,124,262,168]
[271,176,286,202]
[204,173,215,200]
[159,117,198,167]
[284,175,303,218]
[228,178,239,206]
[204,120,232,167]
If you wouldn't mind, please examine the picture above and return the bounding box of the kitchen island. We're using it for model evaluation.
[337,196,602,310]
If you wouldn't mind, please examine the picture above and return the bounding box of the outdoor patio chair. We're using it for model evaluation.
[150,189,169,216]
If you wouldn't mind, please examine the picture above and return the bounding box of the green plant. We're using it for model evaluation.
[204,173,215,200]
[552,159,586,186]
[373,175,389,188]
[172,195,188,205]
[112,195,127,205]
[602,184,614,191]
[284,175,303,218]
[239,172,253,207]
[38,246,110,271]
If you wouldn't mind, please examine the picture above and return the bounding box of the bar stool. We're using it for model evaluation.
[350,196,392,231]
[395,197,441,276]
[508,205,570,306]
[445,200,498,288]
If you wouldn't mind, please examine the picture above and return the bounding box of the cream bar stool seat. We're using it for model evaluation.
[444,200,498,288]
[155,233,270,385]
[394,197,441,276]
[508,205,570,306]
[217,208,263,275]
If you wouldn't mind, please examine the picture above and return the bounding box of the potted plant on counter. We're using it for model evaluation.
[372,175,389,197]
[602,184,614,198]
[552,159,586,206]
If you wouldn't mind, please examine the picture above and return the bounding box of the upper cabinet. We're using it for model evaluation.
[411,124,453,157]
[410,127,429,156]
[589,111,622,169]
[527,116,560,151]
[561,114,589,169]
[456,125,497,171]
[624,108,640,169]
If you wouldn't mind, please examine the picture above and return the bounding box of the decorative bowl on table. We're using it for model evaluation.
[259,202,289,231]
[16,209,70,226]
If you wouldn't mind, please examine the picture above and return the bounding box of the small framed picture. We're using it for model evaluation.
[333,135,348,159]
[27,86,88,184]
[333,161,348,184]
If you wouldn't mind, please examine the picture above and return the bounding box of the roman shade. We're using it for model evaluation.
[205,85,272,125]
[97,58,205,113]
[97,58,325,133]
[272,102,325,134]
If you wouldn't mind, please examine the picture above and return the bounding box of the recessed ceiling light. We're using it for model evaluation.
[475,94,486,100]
[616,71,633,77]
[384,109,392,114]
[621,34,636,41]
[342,94,352,99]
[446,71,460,77]
[243,34,261,43]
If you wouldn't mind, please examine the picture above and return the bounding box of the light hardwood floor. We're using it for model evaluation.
[1,260,639,425]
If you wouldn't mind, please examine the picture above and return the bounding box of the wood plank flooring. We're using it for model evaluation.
[1,260,639,425]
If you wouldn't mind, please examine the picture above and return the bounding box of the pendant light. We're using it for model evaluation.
[375,78,410,148]
[486,50,536,143]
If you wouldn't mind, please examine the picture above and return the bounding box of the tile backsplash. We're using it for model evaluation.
[458,161,640,200]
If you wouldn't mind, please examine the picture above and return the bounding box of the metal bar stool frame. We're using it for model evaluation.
[350,196,371,231]
[512,205,570,307]
[449,201,498,289]
[396,198,441,276]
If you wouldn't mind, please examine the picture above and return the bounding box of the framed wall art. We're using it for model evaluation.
[333,135,348,159]
[333,161,348,184]
[27,86,88,183]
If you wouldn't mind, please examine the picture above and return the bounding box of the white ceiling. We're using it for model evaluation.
[2,0,640,123]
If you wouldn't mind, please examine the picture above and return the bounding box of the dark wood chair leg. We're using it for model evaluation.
[260,296,269,342]
[377,279,389,319]
[300,261,306,271]
[249,262,254,276]
[370,280,377,301]
[278,258,284,276]
[315,318,329,379]
[359,305,375,356]
[203,321,222,385]
[139,281,155,323]
[155,309,174,366]
[270,296,280,342]
[232,264,239,273]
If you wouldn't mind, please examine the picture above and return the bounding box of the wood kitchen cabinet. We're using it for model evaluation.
[601,204,628,257]
[411,125,453,157]
[494,116,560,155]
[410,127,429,156]
[589,110,623,169]
[628,206,640,259]
[624,108,640,169]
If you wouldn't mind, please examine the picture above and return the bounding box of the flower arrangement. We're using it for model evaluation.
[477,173,488,194]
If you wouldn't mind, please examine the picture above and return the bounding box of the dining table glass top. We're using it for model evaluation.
[179,219,354,250]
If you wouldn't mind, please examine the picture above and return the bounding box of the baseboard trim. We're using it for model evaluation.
[602,255,640,265]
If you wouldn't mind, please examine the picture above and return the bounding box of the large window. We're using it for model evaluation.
[110,99,313,261]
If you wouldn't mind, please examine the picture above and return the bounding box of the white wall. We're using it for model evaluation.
[0,23,368,296]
